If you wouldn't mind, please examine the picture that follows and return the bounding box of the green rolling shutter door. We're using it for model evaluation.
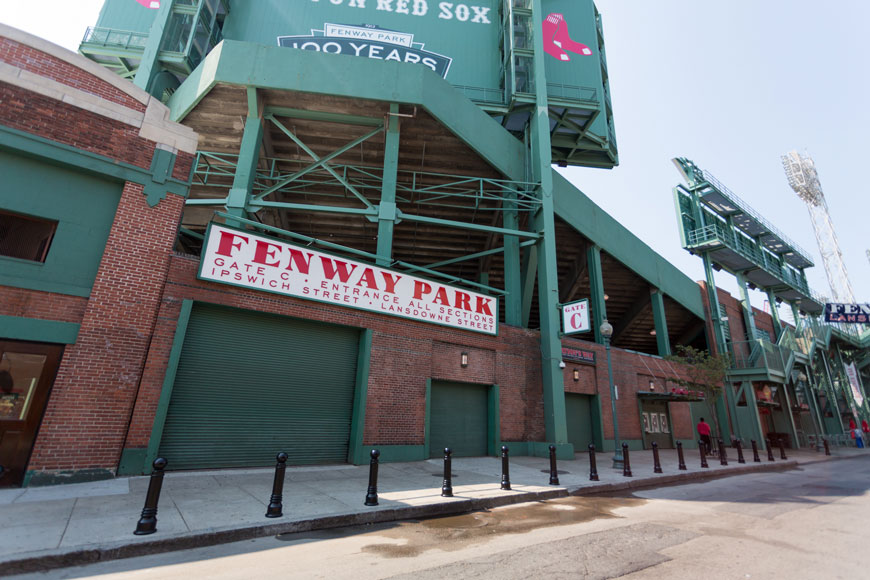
[429,381,488,458]
[158,303,359,469]
[565,393,593,453]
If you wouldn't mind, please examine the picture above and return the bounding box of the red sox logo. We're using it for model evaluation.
[134,0,160,9]
[542,13,592,61]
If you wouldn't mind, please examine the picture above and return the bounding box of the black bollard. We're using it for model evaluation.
[735,440,746,464]
[751,440,761,463]
[622,443,633,477]
[778,437,788,460]
[652,442,663,473]
[588,444,599,481]
[676,441,687,470]
[766,438,775,461]
[500,445,511,490]
[823,437,831,456]
[699,440,709,468]
[718,439,728,466]
[266,452,289,517]
[548,444,560,485]
[441,447,453,497]
[134,458,168,535]
[364,449,380,507]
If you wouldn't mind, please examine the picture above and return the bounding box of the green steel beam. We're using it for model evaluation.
[766,288,783,341]
[424,240,537,271]
[735,271,758,341]
[398,213,539,239]
[225,90,264,225]
[503,189,523,326]
[248,201,377,218]
[251,126,385,202]
[587,245,607,344]
[554,172,704,320]
[531,0,568,449]
[267,115,375,210]
[132,2,171,95]
[650,288,672,357]
[377,104,401,267]
[166,41,525,181]
[702,253,735,442]
[521,244,538,327]
[266,107,384,127]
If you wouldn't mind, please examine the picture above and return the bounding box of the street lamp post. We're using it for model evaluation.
[600,319,623,469]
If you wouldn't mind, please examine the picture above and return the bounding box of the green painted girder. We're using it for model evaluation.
[552,171,705,320]
[167,40,526,181]
[423,240,538,271]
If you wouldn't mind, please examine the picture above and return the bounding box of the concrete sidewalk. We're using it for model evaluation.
[1,446,866,575]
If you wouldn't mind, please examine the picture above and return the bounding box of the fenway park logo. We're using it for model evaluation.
[278,23,452,78]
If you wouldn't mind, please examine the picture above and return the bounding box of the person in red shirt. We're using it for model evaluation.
[697,417,713,455]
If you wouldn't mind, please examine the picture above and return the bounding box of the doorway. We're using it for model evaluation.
[0,340,63,487]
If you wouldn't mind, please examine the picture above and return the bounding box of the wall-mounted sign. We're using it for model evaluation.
[824,303,870,323]
[198,223,498,335]
[562,298,590,334]
[561,346,595,365]
[279,23,452,78]
[134,0,160,8]
[542,12,592,62]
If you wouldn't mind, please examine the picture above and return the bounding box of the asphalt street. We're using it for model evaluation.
[10,455,869,579]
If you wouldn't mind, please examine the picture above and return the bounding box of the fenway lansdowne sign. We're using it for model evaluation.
[199,224,498,335]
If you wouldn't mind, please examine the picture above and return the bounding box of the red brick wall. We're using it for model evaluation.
[0,38,145,111]
[0,287,87,323]
[27,183,185,472]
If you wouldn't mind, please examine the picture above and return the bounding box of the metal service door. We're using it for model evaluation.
[641,399,673,449]
[429,381,488,458]
[0,341,63,487]
[565,393,594,453]
[158,303,360,469]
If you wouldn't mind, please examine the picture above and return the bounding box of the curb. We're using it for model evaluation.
[0,457,818,576]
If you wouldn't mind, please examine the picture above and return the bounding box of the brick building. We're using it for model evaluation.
[8,1,863,488]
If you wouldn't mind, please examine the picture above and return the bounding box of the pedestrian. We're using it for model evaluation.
[697,417,713,456]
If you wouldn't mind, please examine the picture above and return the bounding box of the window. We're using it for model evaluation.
[0,210,57,262]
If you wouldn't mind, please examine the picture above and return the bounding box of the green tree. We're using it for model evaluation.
[666,345,730,439]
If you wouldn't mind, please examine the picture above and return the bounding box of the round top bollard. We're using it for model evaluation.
[276,452,288,463]
[549,444,556,452]
[370,449,380,459]
[443,447,452,456]
[652,442,658,448]
[152,457,167,471]
[501,445,509,453]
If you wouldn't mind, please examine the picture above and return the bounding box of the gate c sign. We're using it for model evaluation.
[562,299,590,335]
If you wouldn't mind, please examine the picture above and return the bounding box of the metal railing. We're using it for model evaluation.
[546,83,598,103]
[81,27,148,50]
[700,169,813,264]
[730,338,787,374]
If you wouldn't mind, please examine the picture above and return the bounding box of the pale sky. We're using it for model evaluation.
[4,1,869,321]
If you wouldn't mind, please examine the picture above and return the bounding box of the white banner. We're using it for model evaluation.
[198,224,498,335]
[846,362,864,408]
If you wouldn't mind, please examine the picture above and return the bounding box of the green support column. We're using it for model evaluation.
[766,289,783,341]
[780,381,800,450]
[650,288,671,356]
[805,366,828,436]
[520,244,537,328]
[133,3,172,95]
[530,0,568,452]
[226,88,263,225]
[376,104,401,267]
[503,191,522,326]
[790,303,803,333]
[702,253,734,442]
[735,272,758,340]
[819,352,846,433]
[587,245,606,345]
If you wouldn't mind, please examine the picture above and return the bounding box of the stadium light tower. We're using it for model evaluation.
[781,151,855,304]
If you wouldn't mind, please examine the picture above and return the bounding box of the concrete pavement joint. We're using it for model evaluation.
[1,455,840,576]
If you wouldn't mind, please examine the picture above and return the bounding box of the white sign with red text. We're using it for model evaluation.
[198,224,498,335]
[562,299,590,334]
